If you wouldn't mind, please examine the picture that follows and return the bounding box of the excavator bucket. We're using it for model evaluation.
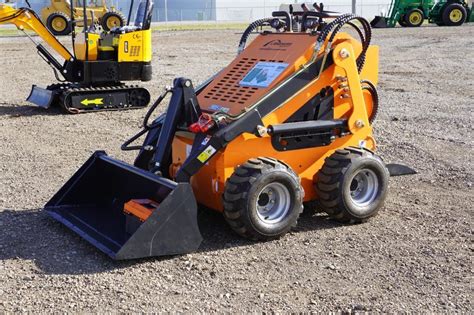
[26,85,55,109]
[44,151,202,260]
[370,16,389,28]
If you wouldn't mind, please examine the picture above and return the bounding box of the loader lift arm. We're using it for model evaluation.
[0,4,74,72]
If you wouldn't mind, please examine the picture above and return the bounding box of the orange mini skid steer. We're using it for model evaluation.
[44,7,415,260]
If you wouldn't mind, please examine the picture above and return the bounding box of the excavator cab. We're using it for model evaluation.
[72,0,153,70]
[133,0,153,29]
[74,0,154,63]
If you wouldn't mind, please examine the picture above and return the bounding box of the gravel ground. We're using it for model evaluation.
[0,24,473,312]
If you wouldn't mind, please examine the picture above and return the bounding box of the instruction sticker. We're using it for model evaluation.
[240,62,289,88]
[201,136,211,146]
[209,104,230,113]
[197,146,217,163]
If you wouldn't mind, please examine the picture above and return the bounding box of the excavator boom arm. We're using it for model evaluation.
[0,4,74,61]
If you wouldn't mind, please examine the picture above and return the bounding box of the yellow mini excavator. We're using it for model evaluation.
[0,0,153,113]
[44,4,416,259]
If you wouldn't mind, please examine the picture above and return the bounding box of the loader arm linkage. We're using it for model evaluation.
[0,5,74,65]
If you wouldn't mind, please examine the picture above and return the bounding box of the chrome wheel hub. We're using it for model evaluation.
[349,169,379,207]
[256,183,291,224]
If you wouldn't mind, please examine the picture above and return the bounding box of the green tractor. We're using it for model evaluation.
[371,0,473,27]
[429,0,473,25]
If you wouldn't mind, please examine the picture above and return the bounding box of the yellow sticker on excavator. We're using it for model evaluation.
[81,98,104,106]
[197,146,217,163]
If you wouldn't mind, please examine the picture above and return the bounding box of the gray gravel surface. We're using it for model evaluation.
[0,25,473,312]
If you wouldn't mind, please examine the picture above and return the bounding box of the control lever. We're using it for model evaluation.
[313,2,322,12]
[301,3,310,12]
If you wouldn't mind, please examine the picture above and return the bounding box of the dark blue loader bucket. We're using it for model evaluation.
[370,16,389,28]
[44,151,202,260]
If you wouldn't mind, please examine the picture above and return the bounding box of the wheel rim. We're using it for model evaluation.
[409,12,422,24]
[52,16,67,32]
[106,16,121,29]
[449,9,463,23]
[256,182,291,224]
[349,169,379,208]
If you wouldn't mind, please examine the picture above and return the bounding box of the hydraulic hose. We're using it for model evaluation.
[327,16,371,72]
[238,18,272,54]
[361,79,379,123]
[121,89,171,152]
[143,89,172,129]
[346,21,365,45]
[316,14,372,73]
[312,13,352,62]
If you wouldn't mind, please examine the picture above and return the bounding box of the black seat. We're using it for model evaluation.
[134,0,154,30]
[111,0,154,34]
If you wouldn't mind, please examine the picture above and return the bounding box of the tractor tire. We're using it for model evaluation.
[101,12,126,31]
[404,9,424,27]
[316,148,389,223]
[46,12,72,36]
[442,3,467,26]
[223,157,304,241]
[398,15,408,27]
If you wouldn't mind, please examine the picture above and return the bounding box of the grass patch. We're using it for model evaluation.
[152,22,248,31]
[0,22,248,37]
[0,28,25,36]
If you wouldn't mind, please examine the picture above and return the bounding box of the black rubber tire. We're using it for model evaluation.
[436,22,445,26]
[101,11,126,31]
[442,3,467,26]
[316,148,390,223]
[404,9,424,27]
[303,199,324,215]
[223,157,304,241]
[398,15,408,27]
[46,12,72,36]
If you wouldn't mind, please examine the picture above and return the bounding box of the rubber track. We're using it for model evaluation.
[56,84,150,114]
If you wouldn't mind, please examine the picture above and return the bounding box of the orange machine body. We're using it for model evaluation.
[171,32,379,212]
